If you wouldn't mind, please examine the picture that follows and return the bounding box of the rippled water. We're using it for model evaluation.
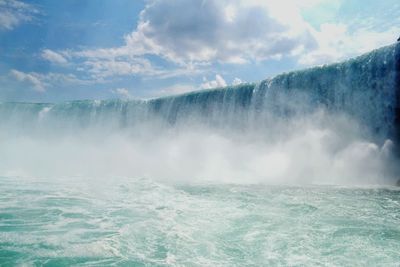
[0,176,400,266]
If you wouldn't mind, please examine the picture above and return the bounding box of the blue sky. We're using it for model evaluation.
[0,0,399,102]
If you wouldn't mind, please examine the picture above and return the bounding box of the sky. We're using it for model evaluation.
[0,0,399,102]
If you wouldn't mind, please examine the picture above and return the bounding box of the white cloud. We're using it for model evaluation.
[10,69,96,92]
[111,88,131,99]
[155,75,244,97]
[151,75,247,98]
[64,50,204,81]
[152,84,197,97]
[122,0,318,65]
[299,24,399,65]
[81,57,158,79]
[0,0,38,30]
[200,74,227,89]
[41,49,68,64]
[232,78,244,86]
[10,69,45,92]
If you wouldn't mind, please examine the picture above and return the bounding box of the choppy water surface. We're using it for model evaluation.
[0,176,399,266]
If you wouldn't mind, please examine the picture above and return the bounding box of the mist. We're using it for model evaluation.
[1,106,397,186]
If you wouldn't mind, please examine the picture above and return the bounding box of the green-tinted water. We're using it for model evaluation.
[0,176,399,266]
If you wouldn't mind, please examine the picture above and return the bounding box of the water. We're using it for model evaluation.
[0,176,399,266]
[1,44,400,266]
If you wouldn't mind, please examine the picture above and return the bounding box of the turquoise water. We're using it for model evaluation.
[1,176,399,266]
[1,43,400,266]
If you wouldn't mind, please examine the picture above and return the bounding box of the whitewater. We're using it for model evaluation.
[1,43,400,266]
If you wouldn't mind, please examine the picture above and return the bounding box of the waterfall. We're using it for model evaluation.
[1,44,399,145]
